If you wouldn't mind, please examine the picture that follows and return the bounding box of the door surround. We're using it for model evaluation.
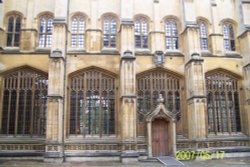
[146,94,177,157]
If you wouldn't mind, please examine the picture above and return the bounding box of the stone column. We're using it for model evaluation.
[20,0,37,52]
[120,0,138,163]
[181,0,207,140]
[120,51,138,163]
[0,1,4,50]
[240,29,250,137]
[45,0,67,162]
[209,1,224,56]
[150,0,164,53]
[86,0,102,52]
[185,54,207,139]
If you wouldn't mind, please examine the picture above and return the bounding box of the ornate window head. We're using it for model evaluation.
[165,19,178,50]
[103,16,117,48]
[6,14,21,47]
[39,14,53,48]
[206,70,241,134]
[134,17,148,48]
[1,67,48,136]
[71,15,85,48]
[199,22,208,50]
[223,23,235,51]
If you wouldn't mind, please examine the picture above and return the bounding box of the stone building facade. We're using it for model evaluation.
[0,0,250,162]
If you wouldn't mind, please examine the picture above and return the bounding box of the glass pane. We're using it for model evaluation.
[234,92,241,132]
[78,35,84,48]
[14,34,20,47]
[39,34,45,47]
[70,91,76,134]
[172,21,178,36]
[71,18,78,33]
[8,17,14,32]
[47,18,53,33]
[15,18,21,32]
[221,92,227,132]
[1,90,9,134]
[9,91,17,134]
[7,33,13,47]
[71,34,77,48]
[46,34,52,47]
[40,18,46,33]
[223,24,229,38]
[207,93,214,132]
[79,18,85,33]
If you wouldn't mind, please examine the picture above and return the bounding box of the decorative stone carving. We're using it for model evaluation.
[153,51,165,67]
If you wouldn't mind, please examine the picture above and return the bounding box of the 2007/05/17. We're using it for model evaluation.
[176,150,225,160]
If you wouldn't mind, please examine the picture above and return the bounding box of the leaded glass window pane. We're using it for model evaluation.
[69,69,116,136]
[223,24,235,51]
[103,17,117,48]
[71,16,85,48]
[199,23,208,50]
[1,68,48,136]
[39,16,53,47]
[135,18,148,48]
[206,71,241,134]
[165,19,178,50]
[6,16,21,47]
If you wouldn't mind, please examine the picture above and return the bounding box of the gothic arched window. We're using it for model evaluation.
[135,17,148,48]
[103,16,117,48]
[136,69,182,136]
[71,15,85,48]
[39,15,53,47]
[206,71,241,134]
[0,67,48,136]
[223,23,235,51]
[199,22,208,50]
[6,15,21,47]
[165,19,178,50]
[69,68,116,136]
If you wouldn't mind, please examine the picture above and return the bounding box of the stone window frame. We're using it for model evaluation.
[164,18,179,50]
[4,11,23,48]
[134,15,149,49]
[198,21,209,51]
[102,14,118,49]
[70,12,87,49]
[0,66,48,137]
[67,66,118,138]
[37,12,54,48]
[205,69,242,135]
[220,19,237,52]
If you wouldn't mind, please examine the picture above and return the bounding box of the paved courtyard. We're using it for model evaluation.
[0,158,250,167]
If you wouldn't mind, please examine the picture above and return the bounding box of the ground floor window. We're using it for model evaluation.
[206,70,241,134]
[0,67,47,136]
[136,68,182,136]
[69,68,116,136]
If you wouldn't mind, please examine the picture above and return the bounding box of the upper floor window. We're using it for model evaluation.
[165,19,178,50]
[135,17,148,48]
[71,15,85,48]
[199,22,208,50]
[223,23,235,51]
[39,15,53,48]
[6,15,21,47]
[103,16,117,48]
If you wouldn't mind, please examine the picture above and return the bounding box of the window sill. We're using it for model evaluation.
[68,48,86,54]
[35,47,51,53]
[201,50,213,57]
[67,135,119,142]
[164,49,184,56]
[135,48,151,55]
[101,47,120,54]
[225,51,241,57]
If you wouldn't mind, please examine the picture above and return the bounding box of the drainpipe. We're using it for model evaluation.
[62,0,70,162]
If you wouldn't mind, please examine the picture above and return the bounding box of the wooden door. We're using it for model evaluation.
[152,119,168,157]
